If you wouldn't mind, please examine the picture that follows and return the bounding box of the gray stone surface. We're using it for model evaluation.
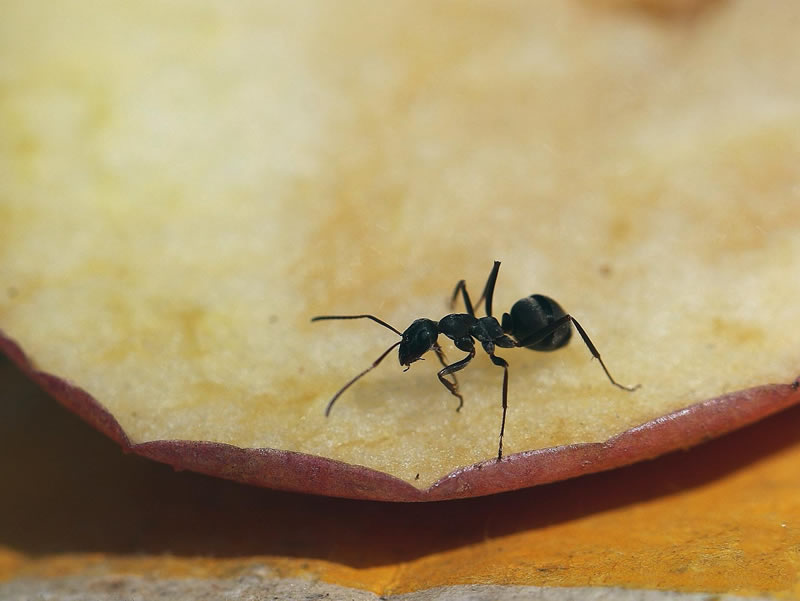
[0,570,780,601]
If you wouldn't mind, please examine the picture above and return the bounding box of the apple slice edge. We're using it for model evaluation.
[3,329,798,502]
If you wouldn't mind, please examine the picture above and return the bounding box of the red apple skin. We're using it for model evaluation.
[3,330,799,502]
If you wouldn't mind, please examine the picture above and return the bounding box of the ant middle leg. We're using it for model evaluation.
[436,347,476,412]
[449,280,475,317]
[450,261,502,318]
[475,260,501,318]
[484,344,510,461]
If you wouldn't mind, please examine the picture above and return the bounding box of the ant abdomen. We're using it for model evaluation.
[502,294,572,351]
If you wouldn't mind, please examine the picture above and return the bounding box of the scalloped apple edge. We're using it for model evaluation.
[3,329,799,502]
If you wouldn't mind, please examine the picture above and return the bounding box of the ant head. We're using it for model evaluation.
[502,294,572,351]
[398,318,439,366]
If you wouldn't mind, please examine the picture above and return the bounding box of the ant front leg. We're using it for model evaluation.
[433,343,461,405]
[436,347,476,412]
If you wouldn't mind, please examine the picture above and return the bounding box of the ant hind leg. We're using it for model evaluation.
[515,314,640,392]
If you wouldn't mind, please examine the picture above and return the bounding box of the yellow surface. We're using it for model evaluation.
[2,0,800,488]
[1,356,799,597]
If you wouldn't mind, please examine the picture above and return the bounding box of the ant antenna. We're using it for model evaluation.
[310,314,404,415]
[311,314,403,336]
[322,340,402,416]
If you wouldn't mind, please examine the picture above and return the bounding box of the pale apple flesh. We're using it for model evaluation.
[3,1,800,501]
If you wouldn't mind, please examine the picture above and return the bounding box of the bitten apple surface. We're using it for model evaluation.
[1,1,799,497]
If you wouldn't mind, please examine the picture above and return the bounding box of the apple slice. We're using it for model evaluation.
[2,0,800,501]
[2,330,799,502]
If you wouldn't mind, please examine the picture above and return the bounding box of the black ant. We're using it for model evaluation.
[311,261,639,461]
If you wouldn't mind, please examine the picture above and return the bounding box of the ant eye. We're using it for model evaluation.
[412,328,436,348]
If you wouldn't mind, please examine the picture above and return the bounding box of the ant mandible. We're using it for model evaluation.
[311,261,639,461]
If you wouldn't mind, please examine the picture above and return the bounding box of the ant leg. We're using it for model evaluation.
[487,351,509,461]
[433,343,460,402]
[452,261,502,317]
[516,315,640,392]
[474,260,501,318]
[436,347,476,412]
[569,317,640,391]
[449,280,475,317]
[324,341,402,416]
[311,314,403,336]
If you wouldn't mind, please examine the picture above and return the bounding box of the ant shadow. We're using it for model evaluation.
[2,352,799,568]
